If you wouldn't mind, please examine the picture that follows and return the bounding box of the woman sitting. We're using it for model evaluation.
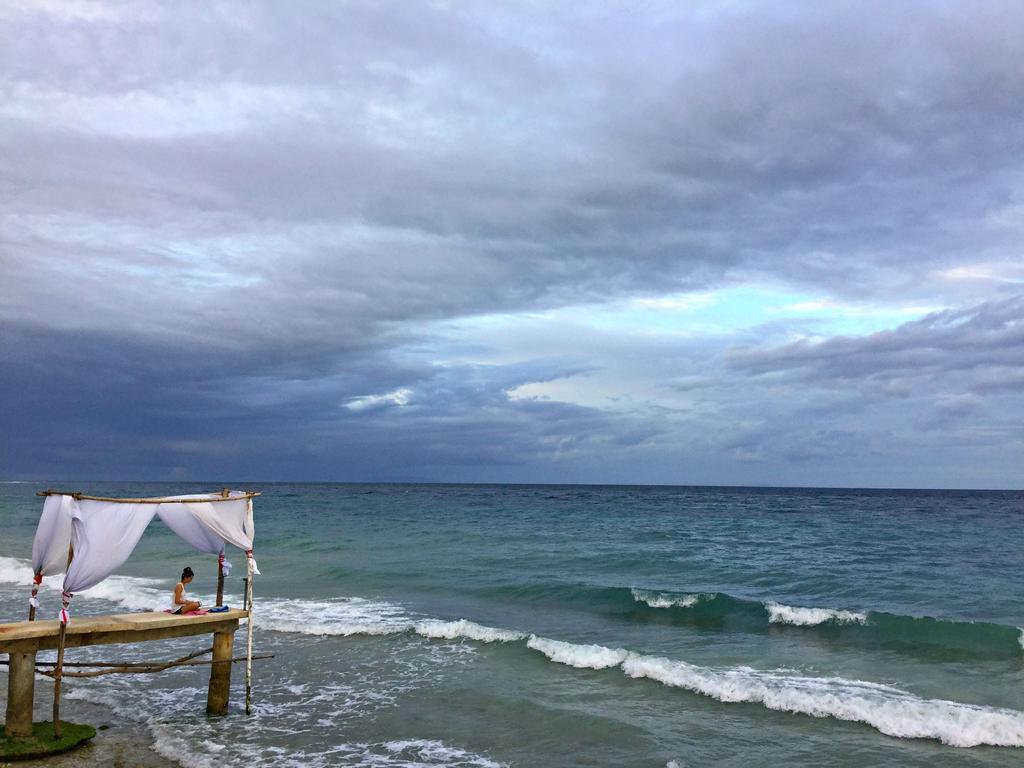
[171,567,202,614]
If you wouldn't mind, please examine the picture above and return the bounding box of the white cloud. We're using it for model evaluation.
[345,388,413,412]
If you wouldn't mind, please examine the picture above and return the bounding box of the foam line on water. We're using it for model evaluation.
[255,596,525,647]
[255,596,413,637]
[1,555,522,647]
[631,584,867,627]
[414,620,526,643]
[378,739,506,767]
[630,588,703,609]
[526,635,628,669]
[0,555,173,612]
[624,583,1022,657]
[524,635,1024,748]
[623,653,1024,748]
[764,601,868,626]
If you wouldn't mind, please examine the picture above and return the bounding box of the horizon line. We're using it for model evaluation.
[1,479,1021,493]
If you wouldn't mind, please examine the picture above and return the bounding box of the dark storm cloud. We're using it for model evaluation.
[2,1,1023,484]
[728,295,1024,390]
[1,319,631,480]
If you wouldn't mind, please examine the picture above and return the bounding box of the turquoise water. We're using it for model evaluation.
[1,482,1022,766]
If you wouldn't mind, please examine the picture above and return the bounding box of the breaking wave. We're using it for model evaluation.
[631,589,703,609]
[254,596,524,645]
[518,637,1024,748]
[763,601,868,626]
[485,579,1023,659]
[252,592,1024,749]
[7,555,1024,749]
[620,652,1024,748]
[5,554,1020,662]
[0,554,171,615]
[525,636,628,669]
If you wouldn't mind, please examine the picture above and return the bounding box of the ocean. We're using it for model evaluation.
[1,482,1022,767]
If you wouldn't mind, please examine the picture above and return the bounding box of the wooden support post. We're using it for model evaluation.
[206,630,235,715]
[5,651,36,738]
[215,556,225,608]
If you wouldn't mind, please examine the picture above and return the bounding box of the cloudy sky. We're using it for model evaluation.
[2,1,1022,488]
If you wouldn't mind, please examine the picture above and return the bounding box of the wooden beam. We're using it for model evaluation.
[0,610,248,655]
[35,490,261,503]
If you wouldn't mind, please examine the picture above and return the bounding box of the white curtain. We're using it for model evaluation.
[63,500,156,594]
[157,503,226,553]
[31,494,74,576]
[189,497,259,574]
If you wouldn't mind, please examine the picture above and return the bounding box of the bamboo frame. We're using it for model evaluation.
[1,646,274,679]
[37,654,273,679]
[216,555,225,608]
[15,647,214,668]
[244,497,255,716]
[36,489,261,503]
[52,543,73,740]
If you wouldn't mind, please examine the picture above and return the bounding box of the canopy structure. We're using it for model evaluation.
[25,488,263,725]
[31,489,260,622]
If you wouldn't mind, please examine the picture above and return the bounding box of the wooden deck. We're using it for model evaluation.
[0,609,248,653]
[2,609,249,736]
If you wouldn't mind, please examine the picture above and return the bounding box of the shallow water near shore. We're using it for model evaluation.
[1,482,1022,766]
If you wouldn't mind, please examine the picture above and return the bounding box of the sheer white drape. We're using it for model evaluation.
[64,500,156,594]
[31,495,74,576]
[154,496,235,575]
[189,497,259,573]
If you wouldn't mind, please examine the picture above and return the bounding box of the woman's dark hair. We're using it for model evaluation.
[181,567,194,581]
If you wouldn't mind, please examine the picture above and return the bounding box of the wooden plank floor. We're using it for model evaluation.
[0,609,248,653]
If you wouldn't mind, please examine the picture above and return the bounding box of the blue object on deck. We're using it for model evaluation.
[208,605,230,613]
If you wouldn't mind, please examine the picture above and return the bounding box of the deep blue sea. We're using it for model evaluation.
[1,483,1023,766]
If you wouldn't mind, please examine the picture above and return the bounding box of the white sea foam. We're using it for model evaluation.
[764,601,868,626]
[256,597,524,648]
[0,555,32,586]
[0,554,171,613]
[15,552,1024,750]
[1018,628,1024,650]
[526,635,628,669]
[256,596,413,637]
[77,574,170,611]
[631,588,702,609]
[621,654,1024,748]
[379,739,506,767]
[414,619,525,643]
[149,720,219,768]
[518,632,1024,748]
[0,553,518,648]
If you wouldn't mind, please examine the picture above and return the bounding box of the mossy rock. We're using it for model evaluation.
[0,721,96,761]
